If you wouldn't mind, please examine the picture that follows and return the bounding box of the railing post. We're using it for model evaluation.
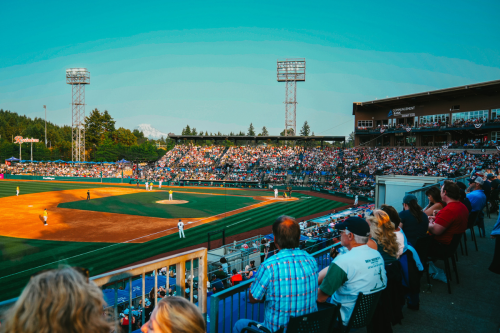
[176,260,185,298]
[142,272,145,326]
[129,277,132,333]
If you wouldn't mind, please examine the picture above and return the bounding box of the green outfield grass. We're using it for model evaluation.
[58,191,261,218]
[0,181,344,301]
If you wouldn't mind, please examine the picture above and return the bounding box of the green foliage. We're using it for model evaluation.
[182,125,192,135]
[279,128,294,136]
[259,126,269,136]
[299,121,311,136]
[247,123,256,136]
[85,108,116,147]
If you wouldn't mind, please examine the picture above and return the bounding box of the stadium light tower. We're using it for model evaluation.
[66,68,90,162]
[277,58,305,136]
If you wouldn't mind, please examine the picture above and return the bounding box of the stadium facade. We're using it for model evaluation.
[353,79,500,147]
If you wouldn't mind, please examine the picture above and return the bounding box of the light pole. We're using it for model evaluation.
[43,105,47,147]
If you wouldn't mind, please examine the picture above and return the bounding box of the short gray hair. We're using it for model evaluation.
[345,229,369,244]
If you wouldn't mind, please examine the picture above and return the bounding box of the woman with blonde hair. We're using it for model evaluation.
[141,296,205,333]
[367,209,399,263]
[1,267,111,333]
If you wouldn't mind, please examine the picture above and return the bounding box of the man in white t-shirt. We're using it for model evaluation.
[317,217,386,326]
[177,219,185,238]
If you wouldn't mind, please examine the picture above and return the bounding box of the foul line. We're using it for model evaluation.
[226,218,251,227]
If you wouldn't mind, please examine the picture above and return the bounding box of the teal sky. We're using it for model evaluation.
[1,0,499,137]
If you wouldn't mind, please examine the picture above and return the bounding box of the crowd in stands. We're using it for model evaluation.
[5,143,500,199]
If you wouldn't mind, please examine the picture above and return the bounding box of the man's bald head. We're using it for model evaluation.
[272,215,300,249]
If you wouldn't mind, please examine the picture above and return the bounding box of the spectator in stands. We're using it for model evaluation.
[428,181,469,255]
[233,215,319,333]
[230,269,243,286]
[423,186,445,216]
[141,296,205,333]
[367,210,400,262]
[1,267,112,333]
[220,257,229,274]
[211,274,225,293]
[467,175,487,237]
[366,210,404,330]
[380,204,406,258]
[318,216,386,328]
[457,182,473,212]
[260,238,268,263]
[399,194,429,246]
[120,309,137,331]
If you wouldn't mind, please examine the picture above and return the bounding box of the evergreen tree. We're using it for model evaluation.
[260,126,269,136]
[247,123,256,136]
[299,121,311,136]
[182,125,192,135]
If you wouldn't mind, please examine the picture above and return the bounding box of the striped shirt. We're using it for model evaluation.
[250,248,318,332]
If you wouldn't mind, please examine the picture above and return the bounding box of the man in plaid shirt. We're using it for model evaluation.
[233,215,319,333]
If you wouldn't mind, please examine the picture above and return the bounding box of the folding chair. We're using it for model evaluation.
[337,291,383,333]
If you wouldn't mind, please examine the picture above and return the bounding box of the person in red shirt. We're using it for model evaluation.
[230,269,243,286]
[428,180,468,254]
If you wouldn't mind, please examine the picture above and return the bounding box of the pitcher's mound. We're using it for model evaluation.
[156,200,189,204]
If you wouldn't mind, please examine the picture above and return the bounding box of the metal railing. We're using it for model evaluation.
[406,174,469,207]
[208,242,341,333]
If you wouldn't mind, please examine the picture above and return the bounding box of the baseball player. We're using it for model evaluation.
[159,180,162,189]
[145,181,149,191]
[354,195,359,206]
[16,186,19,196]
[43,208,48,226]
[87,190,90,201]
[150,182,153,191]
[274,188,278,199]
[169,190,173,201]
[177,219,185,238]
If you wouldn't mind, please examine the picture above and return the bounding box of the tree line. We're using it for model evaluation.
[0,109,166,162]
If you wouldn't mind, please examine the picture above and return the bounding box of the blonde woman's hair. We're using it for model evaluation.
[367,209,399,258]
[1,267,112,333]
[152,296,205,333]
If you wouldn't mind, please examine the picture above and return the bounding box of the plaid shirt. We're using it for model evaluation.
[250,248,318,331]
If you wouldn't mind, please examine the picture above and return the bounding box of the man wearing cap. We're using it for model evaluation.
[317,216,387,327]
[467,175,487,237]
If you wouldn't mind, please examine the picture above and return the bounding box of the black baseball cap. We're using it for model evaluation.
[334,216,370,237]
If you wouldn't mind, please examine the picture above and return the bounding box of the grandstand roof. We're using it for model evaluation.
[352,79,500,115]
[168,135,345,142]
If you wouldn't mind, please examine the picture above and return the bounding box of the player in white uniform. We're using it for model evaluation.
[16,186,19,196]
[159,180,162,189]
[274,188,278,198]
[145,181,149,191]
[177,219,185,238]
[169,190,173,200]
[150,182,153,191]
[354,195,359,206]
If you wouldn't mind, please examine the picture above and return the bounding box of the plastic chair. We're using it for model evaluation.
[432,233,463,294]
[414,234,433,284]
[462,211,480,255]
[338,291,383,333]
[240,303,340,333]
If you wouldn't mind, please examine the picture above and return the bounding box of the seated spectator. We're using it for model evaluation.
[220,257,229,274]
[141,296,205,333]
[381,204,406,258]
[1,267,112,333]
[466,175,487,237]
[367,210,405,331]
[423,186,445,216]
[213,266,228,281]
[233,215,319,333]
[456,182,472,212]
[367,210,399,262]
[230,269,243,286]
[318,217,387,327]
[399,194,429,246]
[210,274,225,293]
[428,181,469,256]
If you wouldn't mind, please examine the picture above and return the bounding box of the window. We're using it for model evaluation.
[357,120,373,128]
[420,114,449,124]
[451,110,489,122]
[491,109,500,120]
[492,132,500,141]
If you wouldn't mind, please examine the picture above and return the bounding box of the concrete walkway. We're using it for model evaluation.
[395,215,500,333]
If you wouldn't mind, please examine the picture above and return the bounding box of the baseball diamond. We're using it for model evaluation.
[0,179,345,302]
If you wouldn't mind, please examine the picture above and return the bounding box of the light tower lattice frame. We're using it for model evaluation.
[277,59,305,136]
[66,68,90,162]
